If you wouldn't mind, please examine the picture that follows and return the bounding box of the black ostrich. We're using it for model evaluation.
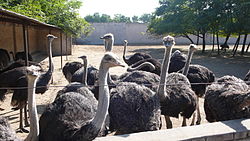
[10,51,33,61]
[0,48,10,70]
[39,52,125,141]
[0,34,56,132]
[123,40,152,66]
[169,50,187,73]
[157,36,197,129]
[0,65,41,141]
[204,75,250,122]
[62,61,83,83]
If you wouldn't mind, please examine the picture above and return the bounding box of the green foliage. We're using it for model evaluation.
[113,14,131,23]
[148,0,250,39]
[85,13,112,23]
[0,0,90,37]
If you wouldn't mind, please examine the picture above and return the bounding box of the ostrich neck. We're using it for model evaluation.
[122,43,128,62]
[82,59,87,86]
[128,62,155,72]
[25,77,39,141]
[157,47,172,102]
[105,40,113,52]
[48,40,54,72]
[182,50,194,76]
[90,63,109,130]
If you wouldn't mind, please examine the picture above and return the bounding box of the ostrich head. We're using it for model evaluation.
[124,40,128,45]
[78,55,87,60]
[26,65,41,77]
[189,44,198,52]
[163,35,175,47]
[47,34,57,42]
[102,52,125,68]
[100,33,114,41]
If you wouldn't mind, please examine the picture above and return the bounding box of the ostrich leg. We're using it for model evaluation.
[16,108,29,133]
[182,116,187,127]
[196,98,201,125]
[24,104,29,127]
[164,115,172,129]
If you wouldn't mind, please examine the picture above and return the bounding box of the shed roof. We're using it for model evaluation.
[0,8,60,29]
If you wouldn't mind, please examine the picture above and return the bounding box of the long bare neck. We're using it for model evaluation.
[82,59,87,86]
[48,39,54,73]
[91,62,109,130]
[123,43,128,63]
[127,62,155,72]
[157,47,172,102]
[25,76,39,141]
[105,40,113,52]
[182,49,194,76]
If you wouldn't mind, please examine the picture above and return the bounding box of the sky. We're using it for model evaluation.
[79,0,160,18]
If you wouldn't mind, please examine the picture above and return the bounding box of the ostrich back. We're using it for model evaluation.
[109,82,161,134]
[129,58,161,76]
[71,66,99,86]
[125,52,152,66]
[0,116,21,141]
[186,64,215,97]
[161,73,197,118]
[39,90,99,141]
[169,50,187,73]
[62,62,83,82]
[204,76,250,122]
[0,49,10,70]
[119,70,160,92]
[35,71,52,94]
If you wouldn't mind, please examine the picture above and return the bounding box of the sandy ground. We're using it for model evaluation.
[0,44,249,139]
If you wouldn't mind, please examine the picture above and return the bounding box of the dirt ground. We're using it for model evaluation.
[0,44,249,139]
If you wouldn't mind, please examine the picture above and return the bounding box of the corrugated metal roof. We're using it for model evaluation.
[0,8,60,29]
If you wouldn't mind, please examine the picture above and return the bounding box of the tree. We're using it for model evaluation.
[84,12,112,23]
[132,16,139,23]
[113,14,131,23]
[139,13,153,23]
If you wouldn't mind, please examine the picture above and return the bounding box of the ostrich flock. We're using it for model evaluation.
[0,33,249,141]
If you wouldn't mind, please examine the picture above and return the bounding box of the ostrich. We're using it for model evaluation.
[10,51,33,61]
[0,65,41,141]
[62,61,83,83]
[0,34,56,132]
[100,33,114,52]
[204,75,250,122]
[157,36,197,129]
[169,50,187,73]
[39,52,125,141]
[123,40,152,66]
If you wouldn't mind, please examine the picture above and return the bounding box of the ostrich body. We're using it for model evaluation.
[169,50,187,73]
[10,51,33,61]
[204,75,250,122]
[157,36,197,129]
[62,61,83,83]
[123,40,152,66]
[0,48,10,70]
[39,52,125,141]
[0,65,41,141]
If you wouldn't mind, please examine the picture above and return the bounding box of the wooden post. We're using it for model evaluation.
[22,24,29,66]
[12,24,17,56]
[66,34,68,60]
[60,32,63,69]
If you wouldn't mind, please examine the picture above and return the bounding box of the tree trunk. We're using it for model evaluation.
[202,33,206,53]
[212,33,215,52]
[196,31,200,45]
[233,34,241,57]
[184,34,194,44]
[232,34,241,53]
[245,42,250,53]
[224,34,230,45]
[216,33,220,55]
[241,34,248,55]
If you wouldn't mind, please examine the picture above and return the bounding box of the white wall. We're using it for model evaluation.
[77,23,250,45]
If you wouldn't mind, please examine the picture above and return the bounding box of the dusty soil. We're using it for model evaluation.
[0,44,249,139]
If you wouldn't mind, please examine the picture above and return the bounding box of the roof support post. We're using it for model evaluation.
[22,24,29,66]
